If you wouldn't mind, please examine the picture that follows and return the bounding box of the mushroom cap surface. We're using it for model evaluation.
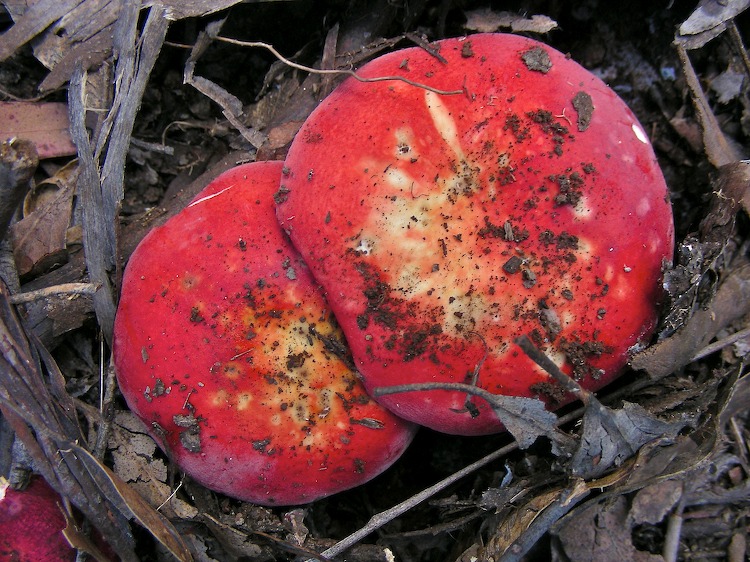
[276,34,675,435]
[113,161,416,505]
[0,476,75,561]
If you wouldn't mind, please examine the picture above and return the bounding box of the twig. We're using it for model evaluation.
[498,479,591,562]
[183,19,265,149]
[316,441,518,560]
[404,31,448,63]
[319,357,682,559]
[129,137,174,156]
[70,5,169,345]
[374,380,507,404]
[728,21,750,77]
[690,325,750,362]
[8,282,100,304]
[514,335,593,404]
[662,489,686,562]
[676,43,740,167]
[213,36,466,96]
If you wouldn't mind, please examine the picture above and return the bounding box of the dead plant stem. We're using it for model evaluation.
[8,282,100,304]
[213,37,465,96]
[316,442,518,560]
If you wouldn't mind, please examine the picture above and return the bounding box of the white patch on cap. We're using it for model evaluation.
[394,128,419,161]
[574,194,594,219]
[603,264,615,282]
[211,389,229,407]
[560,310,575,327]
[632,123,649,144]
[636,197,651,217]
[647,235,663,254]
[236,392,253,411]
[575,237,594,262]
[355,239,374,255]
[384,166,412,190]
[424,91,465,159]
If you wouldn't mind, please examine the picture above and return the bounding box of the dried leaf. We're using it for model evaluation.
[10,164,77,277]
[463,8,558,34]
[485,394,568,451]
[632,261,750,379]
[678,0,750,37]
[71,443,194,562]
[0,102,76,159]
[109,411,198,520]
[571,401,688,480]
[629,479,683,525]
[553,496,664,562]
[675,44,744,167]
[0,138,38,246]
[61,512,119,562]
[710,68,746,104]
[373,382,572,451]
[159,0,245,20]
[719,370,750,425]
[465,479,590,562]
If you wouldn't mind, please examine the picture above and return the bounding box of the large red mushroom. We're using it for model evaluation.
[113,161,416,505]
[276,33,675,435]
[0,476,75,561]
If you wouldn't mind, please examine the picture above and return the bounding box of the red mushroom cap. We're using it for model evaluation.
[113,161,416,505]
[276,33,675,435]
[0,476,75,561]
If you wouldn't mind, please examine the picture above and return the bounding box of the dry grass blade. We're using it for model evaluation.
[0,278,193,560]
[214,35,466,96]
[675,43,743,167]
[70,444,194,562]
[0,279,138,561]
[68,5,169,343]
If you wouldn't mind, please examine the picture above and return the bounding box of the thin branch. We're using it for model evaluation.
[213,37,466,96]
[315,441,518,560]
[690,325,750,362]
[317,358,681,559]
[9,282,100,304]
[662,489,686,562]
[514,335,593,404]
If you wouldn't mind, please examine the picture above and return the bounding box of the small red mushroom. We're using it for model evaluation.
[113,161,416,505]
[276,33,675,435]
[0,476,75,561]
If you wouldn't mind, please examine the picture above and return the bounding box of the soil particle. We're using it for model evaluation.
[572,91,595,131]
[530,380,568,404]
[521,46,553,73]
[559,338,611,379]
[503,255,523,274]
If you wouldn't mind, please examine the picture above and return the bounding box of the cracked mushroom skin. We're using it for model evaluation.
[276,34,675,436]
[113,161,416,505]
